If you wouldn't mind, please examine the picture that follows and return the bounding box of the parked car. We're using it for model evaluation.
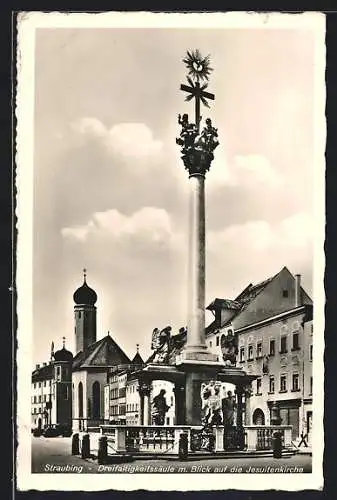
[42,424,72,437]
[43,425,61,437]
[32,427,43,437]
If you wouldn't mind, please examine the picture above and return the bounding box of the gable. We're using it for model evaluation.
[233,267,312,330]
[73,335,131,370]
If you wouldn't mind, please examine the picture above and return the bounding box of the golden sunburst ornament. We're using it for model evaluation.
[183,49,213,82]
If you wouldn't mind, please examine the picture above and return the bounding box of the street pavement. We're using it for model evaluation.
[31,436,312,474]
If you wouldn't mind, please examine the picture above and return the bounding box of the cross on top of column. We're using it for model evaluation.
[176,50,219,176]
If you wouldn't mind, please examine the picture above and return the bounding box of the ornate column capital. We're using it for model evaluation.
[137,382,152,398]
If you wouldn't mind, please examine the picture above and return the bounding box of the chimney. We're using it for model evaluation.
[295,274,301,307]
[43,362,47,367]
[35,364,40,370]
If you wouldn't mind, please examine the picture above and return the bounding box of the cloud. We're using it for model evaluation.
[61,206,178,250]
[205,211,313,303]
[208,212,313,254]
[71,118,163,161]
[208,153,283,189]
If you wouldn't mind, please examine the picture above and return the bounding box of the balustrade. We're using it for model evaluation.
[93,424,293,457]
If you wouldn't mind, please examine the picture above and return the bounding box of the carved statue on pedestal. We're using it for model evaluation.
[151,326,171,363]
[151,389,170,425]
[221,330,238,366]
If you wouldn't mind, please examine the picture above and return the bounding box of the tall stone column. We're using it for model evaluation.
[176,51,219,363]
[186,173,206,352]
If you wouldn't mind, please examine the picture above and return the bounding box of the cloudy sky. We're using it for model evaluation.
[32,24,318,364]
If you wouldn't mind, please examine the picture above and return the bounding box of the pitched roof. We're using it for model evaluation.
[32,363,53,382]
[131,352,144,365]
[206,270,279,334]
[72,335,131,371]
[206,266,313,334]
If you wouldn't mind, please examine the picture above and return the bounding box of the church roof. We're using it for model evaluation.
[73,270,97,306]
[72,334,131,371]
[54,346,73,362]
[131,351,144,365]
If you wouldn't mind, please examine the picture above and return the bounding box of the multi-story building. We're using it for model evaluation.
[31,339,73,431]
[106,350,144,425]
[31,362,53,429]
[126,378,141,426]
[206,266,313,441]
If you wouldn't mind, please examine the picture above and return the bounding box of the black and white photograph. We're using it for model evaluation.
[16,11,325,492]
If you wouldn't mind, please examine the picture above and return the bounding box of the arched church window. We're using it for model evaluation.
[78,382,83,418]
[92,381,100,419]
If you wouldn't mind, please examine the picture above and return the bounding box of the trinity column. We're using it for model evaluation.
[175,50,220,424]
[176,50,219,363]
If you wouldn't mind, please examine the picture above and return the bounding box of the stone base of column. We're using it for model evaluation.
[178,344,219,363]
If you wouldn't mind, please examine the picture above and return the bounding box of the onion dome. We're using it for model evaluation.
[73,268,97,306]
[53,337,73,362]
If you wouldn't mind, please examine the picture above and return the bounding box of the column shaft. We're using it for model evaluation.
[187,174,206,350]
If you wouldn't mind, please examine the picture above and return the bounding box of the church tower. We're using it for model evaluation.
[73,269,97,354]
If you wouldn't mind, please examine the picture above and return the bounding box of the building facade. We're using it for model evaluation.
[206,267,313,441]
[31,340,73,431]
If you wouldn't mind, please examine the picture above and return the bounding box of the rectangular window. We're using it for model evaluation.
[257,342,262,358]
[38,395,42,403]
[33,383,36,389]
[280,374,287,392]
[166,417,170,425]
[43,381,46,387]
[248,345,253,360]
[43,395,46,402]
[310,376,313,395]
[209,341,212,348]
[240,347,245,362]
[280,336,287,354]
[256,378,262,395]
[292,333,299,350]
[269,339,275,356]
[33,395,37,403]
[269,376,275,393]
[282,289,289,298]
[38,382,41,388]
[309,344,313,361]
[216,336,219,346]
[56,366,61,381]
[292,374,300,391]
